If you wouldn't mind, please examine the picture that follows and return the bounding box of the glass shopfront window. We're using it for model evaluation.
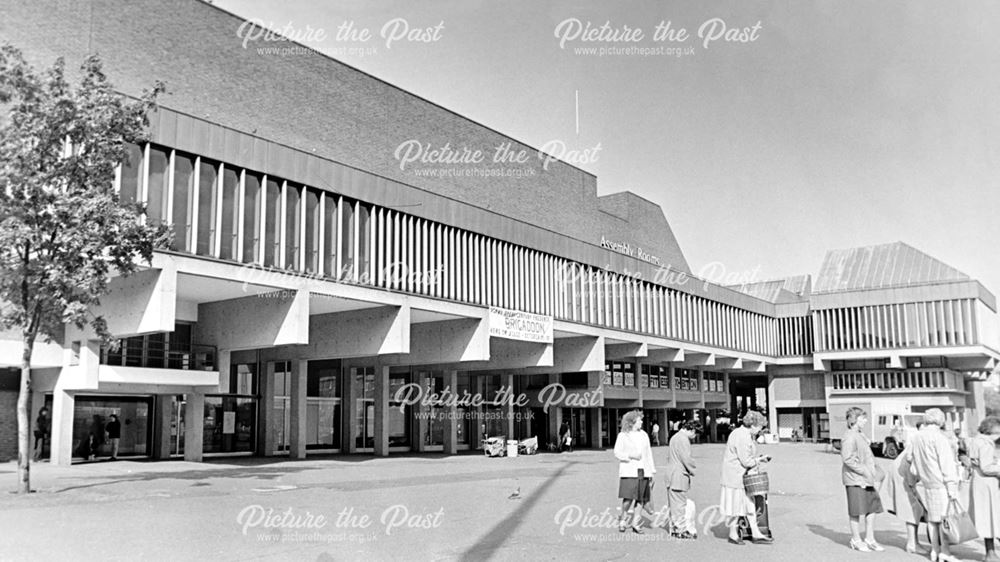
[307,360,341,451]
[353,366,375,451]
[72,395,151,460]
[456,373,472,447]
[203,364,258,454]
[416,371,445,448]
[203,395,256,454]
[388,373,411,448]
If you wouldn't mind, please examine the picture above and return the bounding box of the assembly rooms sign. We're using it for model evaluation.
[600,236,663,266]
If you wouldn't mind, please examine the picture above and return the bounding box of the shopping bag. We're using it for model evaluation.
[942,499,978,544]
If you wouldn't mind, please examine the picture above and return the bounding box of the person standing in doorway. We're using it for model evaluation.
[652,422,660,446]
[665,420,701,539]
[33,406,50,461]
[105,414,122,460]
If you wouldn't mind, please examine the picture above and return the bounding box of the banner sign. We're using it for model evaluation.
[488,307,553,343]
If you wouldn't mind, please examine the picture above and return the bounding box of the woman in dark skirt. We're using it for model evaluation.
[841,406,885,552]
[614,410,656,533]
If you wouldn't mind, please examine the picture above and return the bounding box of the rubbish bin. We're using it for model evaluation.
[507,440,519,458]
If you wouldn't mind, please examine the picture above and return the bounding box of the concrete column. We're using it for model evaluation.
[766,374,778,437]
[151,395,173,460]
[474,375,485,449]
[258,361,276,456]
[547,373,561,450]
[588,408,602,449]
[668,365,676,401]
[50,389,75,466]
[289,359,307,459]
[658,408,668,445]
[217,350,232,393]
[697,368,705,404]
[414,371,428,452]
[344,367,357,453]
[966,380,985,437]
[443,370,458,455]
[505,374,515,439]
[373,361,389,457]
[183,393,205,462]
[709,413,718,444]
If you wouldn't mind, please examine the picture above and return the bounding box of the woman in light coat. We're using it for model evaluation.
[614,410,655,533]
[879,423,928,554]
[968,416,1000,562]
[720,410,773,544]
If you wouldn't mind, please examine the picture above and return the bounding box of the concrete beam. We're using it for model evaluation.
[299,306,409,358]
[386,317,489,366]
[514,336,605,375]
[449,338,553,372]
[98,260,177,337]
[196,290,309,350]
[715,357,744,371]
[679,352,715,368]
[605,342,648,360]
[647,348,685,364]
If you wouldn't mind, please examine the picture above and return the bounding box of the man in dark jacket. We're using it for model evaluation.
[664,421,701,538]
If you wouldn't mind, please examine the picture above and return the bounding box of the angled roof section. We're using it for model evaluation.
[597,191,690,274]
[813,242,970,294]
[728,275,812,304]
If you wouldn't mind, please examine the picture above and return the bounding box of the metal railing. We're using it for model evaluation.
[102,341,216,371]
[831,368,962,393]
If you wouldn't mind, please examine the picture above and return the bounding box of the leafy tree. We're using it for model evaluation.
[0,45,165,493]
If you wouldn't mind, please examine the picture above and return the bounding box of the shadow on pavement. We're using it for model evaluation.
[458,460,577,561]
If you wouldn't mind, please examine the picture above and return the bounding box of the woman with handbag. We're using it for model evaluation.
[720,410,773,545]
[909,408,962,562]
[968,416,1000,562]
[841,407,885,552]
[614,410,655,533]
[879,422,929,555]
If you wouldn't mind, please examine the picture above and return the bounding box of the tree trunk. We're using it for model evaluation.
[17,332,34,494]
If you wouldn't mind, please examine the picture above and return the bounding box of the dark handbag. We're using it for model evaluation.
[942,499,978,544]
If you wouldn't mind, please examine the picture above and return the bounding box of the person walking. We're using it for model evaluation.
[652,422,660,446]
[665,420,700,539]
[968,416,1000,562]
[105,414,122,460]
[559,421,573,453]
[720,411,773,545]
[879,422,929,555]
[841,407,885,552]
[32,406,50,461]
[908,408,961,562]
[614,410,655,533]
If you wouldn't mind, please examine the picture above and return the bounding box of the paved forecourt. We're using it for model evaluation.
[0,443,987,561]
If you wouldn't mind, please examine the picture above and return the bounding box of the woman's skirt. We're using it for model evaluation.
[619,469,651,502]
[846,486,884,518]
[719,486,755,517]
[916,485,950,523]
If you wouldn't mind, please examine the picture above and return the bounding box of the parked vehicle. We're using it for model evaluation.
[828,401,922,459]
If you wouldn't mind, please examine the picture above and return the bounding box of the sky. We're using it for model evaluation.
[216,0,1000,293]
